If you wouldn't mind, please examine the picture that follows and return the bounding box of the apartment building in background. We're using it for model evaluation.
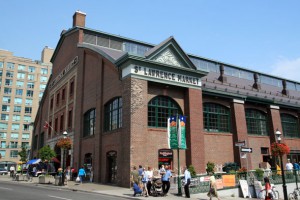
[0,47,53,166]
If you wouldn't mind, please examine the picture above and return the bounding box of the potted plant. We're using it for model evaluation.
[271,142,290,156]
[57,137,72,149]
[38,145,56,184]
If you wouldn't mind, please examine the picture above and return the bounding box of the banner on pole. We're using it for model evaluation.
[178,115,187,149]
[168,116,178,149]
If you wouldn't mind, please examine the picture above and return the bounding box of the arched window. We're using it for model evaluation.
[104,97,122,131]
[83,108,96,137]
[281,113,300,138]
[148,96,182,128]
[203,103,230,132]
[245,109,268,135]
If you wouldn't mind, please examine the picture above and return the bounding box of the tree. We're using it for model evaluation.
[188,165,197,178]
[18,147,28,163]
[38,145,56,162]
[206,161,215,174]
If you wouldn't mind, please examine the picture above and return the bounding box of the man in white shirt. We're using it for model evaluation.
[10,165,15,177]
[286,159,293,172]
[184,166,191,198]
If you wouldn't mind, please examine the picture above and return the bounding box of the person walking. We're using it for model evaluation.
[78,166,86,184]
[286,159,293,172]
[141,168,149,197]
[65,166,71,185]
[138,165,143,187]
[161,165,172,196]
[184,166,191,198]
[130,166,139,188]
[293,159,300,175]
[89,166,93,182]
[9,165,15,178]
[264,177,272,200]
[146,166,153,196]
[207,174,220,200]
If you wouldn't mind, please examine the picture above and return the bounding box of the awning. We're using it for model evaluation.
[26,159,41,165]
[52,157,60,163]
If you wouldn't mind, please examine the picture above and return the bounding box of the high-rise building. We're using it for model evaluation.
[0,47,53,166]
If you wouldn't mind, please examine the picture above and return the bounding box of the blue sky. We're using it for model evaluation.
[1,0,300,82]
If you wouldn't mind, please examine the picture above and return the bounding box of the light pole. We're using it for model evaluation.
[61,131,68,186]
[275,129,288,200]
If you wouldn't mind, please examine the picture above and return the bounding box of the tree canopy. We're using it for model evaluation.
[18,147,28,163]
[38,145,56,162]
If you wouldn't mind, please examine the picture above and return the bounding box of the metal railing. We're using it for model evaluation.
[169,170,300,194]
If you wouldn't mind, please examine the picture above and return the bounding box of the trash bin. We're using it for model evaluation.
[55,176,62,186]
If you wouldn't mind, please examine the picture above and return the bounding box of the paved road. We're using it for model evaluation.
[0,181,127,200]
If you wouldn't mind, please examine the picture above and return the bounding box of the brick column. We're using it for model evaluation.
[268,105,282,143]
[231,99,251,169]
[185,88,205,173]
[268,105,286,166]
[121,77,148,187]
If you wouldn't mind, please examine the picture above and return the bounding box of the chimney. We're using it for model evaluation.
[73,10,86,27]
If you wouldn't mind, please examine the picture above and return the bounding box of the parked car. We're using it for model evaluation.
[0,168,8,175]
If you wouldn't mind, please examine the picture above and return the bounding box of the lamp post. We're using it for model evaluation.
[275,129,288,200]
[61,131,68,186]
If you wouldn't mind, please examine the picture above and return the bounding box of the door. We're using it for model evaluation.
[107,151,117,184]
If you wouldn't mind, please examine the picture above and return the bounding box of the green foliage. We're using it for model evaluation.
[188,165,197,178]
[206,161,215,174]
[255,168,264,181]
[222,162,240,173]
[18,147,28,163]
[38,145,56,162]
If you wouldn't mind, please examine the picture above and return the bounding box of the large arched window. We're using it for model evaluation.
[203,103,230,132]
[245,109,268,135]
[104,97,122,131]
[83,108,96,137]
[148,96,181,128]
[281,113,300,138]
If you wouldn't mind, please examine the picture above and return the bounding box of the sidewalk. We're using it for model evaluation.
[0,174,294,199]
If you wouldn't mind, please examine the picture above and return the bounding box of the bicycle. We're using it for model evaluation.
[258,185,279,200]
[289,188,300,200]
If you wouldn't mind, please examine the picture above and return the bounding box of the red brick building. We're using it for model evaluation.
[32,11,300,187]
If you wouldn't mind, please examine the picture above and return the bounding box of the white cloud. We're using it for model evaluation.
[270,57,300,82]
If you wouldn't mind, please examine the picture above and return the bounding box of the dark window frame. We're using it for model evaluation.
[203,103,231,133]
[148,96,182,128]
[83,108,96,137]
[281,113,300,138]
[245,109,268,135]
[104,97,122,131]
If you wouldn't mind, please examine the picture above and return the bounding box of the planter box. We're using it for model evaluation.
[38,175,54,184]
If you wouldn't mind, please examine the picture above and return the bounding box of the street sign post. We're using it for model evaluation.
[240,147,252,153]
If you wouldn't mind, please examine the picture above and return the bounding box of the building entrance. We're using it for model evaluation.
[107,151,117,184]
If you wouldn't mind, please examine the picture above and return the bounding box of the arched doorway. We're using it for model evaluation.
[106,151,117,184]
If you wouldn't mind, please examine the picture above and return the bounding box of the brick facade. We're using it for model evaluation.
[32,11,300,188]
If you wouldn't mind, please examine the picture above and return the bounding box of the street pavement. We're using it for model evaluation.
[0,174,297,199]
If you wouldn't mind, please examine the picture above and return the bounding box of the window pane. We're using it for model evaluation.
[147,96,181,128]
[203,103,230,132]
[281,114,300,138]
[246,109,268,135]
[83,109,96,137]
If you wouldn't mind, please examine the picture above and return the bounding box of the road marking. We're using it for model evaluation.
[48,195,72,200]
[0,186,13,190]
